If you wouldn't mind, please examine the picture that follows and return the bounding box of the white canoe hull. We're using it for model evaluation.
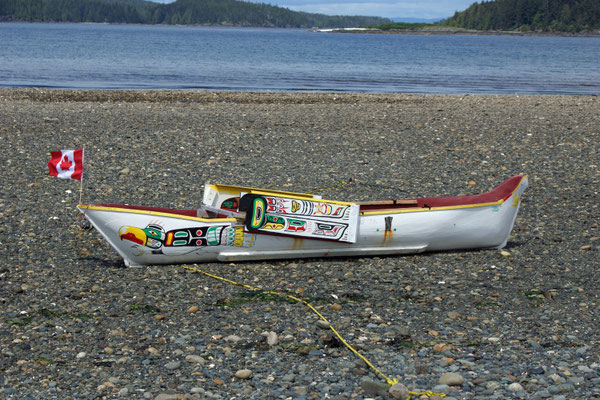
[78,176,528,267]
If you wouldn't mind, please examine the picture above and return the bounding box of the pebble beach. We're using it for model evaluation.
[1,88,599,399]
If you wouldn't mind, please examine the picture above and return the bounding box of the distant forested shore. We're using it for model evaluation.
[0,0,389,28]
[444,0,599,32]
[2,0,597,33]
[364,0,599,34]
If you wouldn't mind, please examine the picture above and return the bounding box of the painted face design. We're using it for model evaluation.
[119,224,165,249]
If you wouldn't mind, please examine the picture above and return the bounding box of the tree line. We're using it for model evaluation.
[0,0,389,28]
[443,0,600,32]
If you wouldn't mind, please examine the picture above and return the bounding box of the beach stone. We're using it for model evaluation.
[154,394,178,400]
[447,311,461,319]
[433,343,452,352]
[235,369,252,379]
[185,355,204,364]
[266,331,278,346]
[147,347,159,355]
[98,381,115,391]
[531,390,552,399]
[432,384,449,393]
[293,386,308,395]
[225,335,241,343]
[486,381,500,390]
[577,365,592,373]
[548,385,561,394]
[174,335,190,345]
[164,361,180,370]
[530,366,545,375]
[316,320,330,329]
[548,373,565,383]
[389,382,410,399]
[360,379,389,396]
[558,383,575,393]
[508,382,525,392]
[439,372,465,386]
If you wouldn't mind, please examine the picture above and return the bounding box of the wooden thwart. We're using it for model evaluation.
[356,199,418,206]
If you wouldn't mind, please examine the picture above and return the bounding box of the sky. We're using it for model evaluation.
[150,0,478,20]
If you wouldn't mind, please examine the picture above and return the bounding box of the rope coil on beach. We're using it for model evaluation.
[182,264,446,398]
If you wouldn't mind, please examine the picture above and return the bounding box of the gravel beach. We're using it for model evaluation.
[1,88,598,399]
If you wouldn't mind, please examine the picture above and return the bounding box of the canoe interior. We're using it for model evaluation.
[360,174,524,212]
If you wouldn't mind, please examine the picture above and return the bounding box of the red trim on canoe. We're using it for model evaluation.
[359,175,524,211]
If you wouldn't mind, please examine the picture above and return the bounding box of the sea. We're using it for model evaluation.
[1,22,599,94]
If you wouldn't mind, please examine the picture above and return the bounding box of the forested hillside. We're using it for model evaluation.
[444,0,599,32]
[0,0,389,27]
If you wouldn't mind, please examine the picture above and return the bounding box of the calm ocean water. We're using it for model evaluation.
[1,22,599,94]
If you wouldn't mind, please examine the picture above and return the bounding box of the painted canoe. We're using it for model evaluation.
[77,175,528,267]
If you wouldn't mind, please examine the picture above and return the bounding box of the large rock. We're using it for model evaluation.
[439,372,464,386]
[389,382,410,400]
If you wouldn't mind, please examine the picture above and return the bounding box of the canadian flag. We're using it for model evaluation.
[48,149,84,180]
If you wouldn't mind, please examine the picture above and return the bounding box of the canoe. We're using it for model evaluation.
[78,175,528,267]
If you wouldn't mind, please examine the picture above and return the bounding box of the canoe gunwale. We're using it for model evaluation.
[77,204,236,223]
[78,175,527,220]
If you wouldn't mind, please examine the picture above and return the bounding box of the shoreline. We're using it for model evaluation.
[3,21,599,37]
[320,27,600,37]
[1,87,598,104]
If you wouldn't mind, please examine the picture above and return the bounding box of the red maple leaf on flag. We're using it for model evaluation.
[59,155,72,171]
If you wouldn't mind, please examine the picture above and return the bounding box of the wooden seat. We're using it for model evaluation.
[356,199,418,206]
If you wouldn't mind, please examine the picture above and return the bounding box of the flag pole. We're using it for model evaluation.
[78,147,84,205]
[79,177,83,204]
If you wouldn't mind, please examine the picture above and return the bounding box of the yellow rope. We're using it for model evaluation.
[182,264,445,397]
